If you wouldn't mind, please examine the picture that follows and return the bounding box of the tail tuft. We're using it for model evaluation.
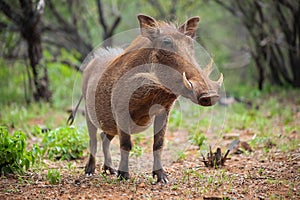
[67,95,83,126]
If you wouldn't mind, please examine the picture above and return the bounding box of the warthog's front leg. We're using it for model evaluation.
[153,112,169,183]
[117,130,132,180]
[100,132,116,175]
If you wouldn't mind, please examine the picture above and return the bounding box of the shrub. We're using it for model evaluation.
[0,126,41,175]
[42,126,88,160]
[47,169,61,185]
[190,131,206,148]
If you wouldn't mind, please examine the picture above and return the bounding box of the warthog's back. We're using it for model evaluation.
[82,47,123,132]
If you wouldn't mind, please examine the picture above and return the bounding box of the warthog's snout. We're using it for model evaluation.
[198,92,220,106]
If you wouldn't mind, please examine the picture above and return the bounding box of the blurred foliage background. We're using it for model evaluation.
[0,0,299,134]
[0,0,299,106]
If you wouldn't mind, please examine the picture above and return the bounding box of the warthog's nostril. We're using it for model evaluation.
[199,97,211,106]
[198,93,219,106]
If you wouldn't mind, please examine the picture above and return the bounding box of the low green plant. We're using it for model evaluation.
[176,150,186,161]
[47,169,61,185]
[42,126,88,160]
[147,175,156,183]
[131,132,145,145]
[171,184,179,190]
[0,126,41,175]
[130,145,144,158]
[206,176,214,185]
[190,131,206,148]
[169,108,182,132]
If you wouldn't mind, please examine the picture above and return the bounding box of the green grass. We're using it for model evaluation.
[176,150,187,161]
[166,85,300,153]
[47,169,61,185]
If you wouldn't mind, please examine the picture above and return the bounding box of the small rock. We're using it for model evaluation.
[223,133,240,140]
[74,179,80,185]
[240,141,253,152]
[203,197,223,200]
[139,182,146,188]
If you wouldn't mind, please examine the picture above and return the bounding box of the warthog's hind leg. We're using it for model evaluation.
[85,113,98,175]
[100,132,116,175]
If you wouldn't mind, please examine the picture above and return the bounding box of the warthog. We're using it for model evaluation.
[74,14,223,183]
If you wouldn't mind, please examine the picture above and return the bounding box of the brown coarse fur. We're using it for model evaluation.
[82,14,223,182]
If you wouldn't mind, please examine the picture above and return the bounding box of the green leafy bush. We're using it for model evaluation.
[0,126,41,175]
[42,126,88,160]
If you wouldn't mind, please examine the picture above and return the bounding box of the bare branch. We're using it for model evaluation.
[61,60,81,72]
[48,0,74,32]
[95,0,122,46]
[272,45,293,83]
[96,0,107,34]
[108,16,121,37]
[19,0,33,18]
[66,0,78,27]
[275,1,294,45]
[214,0,237,16]
[169,0,178,21]
[213,0,300,88]
[0,0,22,24]
[278,0,296,12]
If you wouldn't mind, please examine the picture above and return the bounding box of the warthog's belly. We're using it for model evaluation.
[97,108,154,135]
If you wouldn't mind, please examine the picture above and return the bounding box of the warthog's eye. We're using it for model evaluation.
[162,37,173,48]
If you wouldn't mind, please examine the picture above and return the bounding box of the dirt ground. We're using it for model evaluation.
[0,129,299,200]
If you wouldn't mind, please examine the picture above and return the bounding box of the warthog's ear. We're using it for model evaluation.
[178,17,200,38]
[137,14,160,41]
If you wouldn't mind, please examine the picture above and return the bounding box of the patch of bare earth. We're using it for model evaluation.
[0,131,299,200]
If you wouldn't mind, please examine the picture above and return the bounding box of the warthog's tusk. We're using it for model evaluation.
[204,58,213,76]
[183,72,193,90]
[217,73,223,87]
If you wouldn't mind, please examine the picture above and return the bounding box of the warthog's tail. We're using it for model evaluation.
[67,95,83,125]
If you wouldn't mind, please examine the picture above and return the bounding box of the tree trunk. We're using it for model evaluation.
[20,1,52,102]
[0,0,52,102]
[253,56,265,90]
[26,31,52,102]
[291,54,300,87]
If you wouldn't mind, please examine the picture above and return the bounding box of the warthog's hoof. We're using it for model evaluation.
[117,170,130,180]
[85,155,96,176]
[85,164,95,176]
[102,165,117,175]
[153,169,169,183]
